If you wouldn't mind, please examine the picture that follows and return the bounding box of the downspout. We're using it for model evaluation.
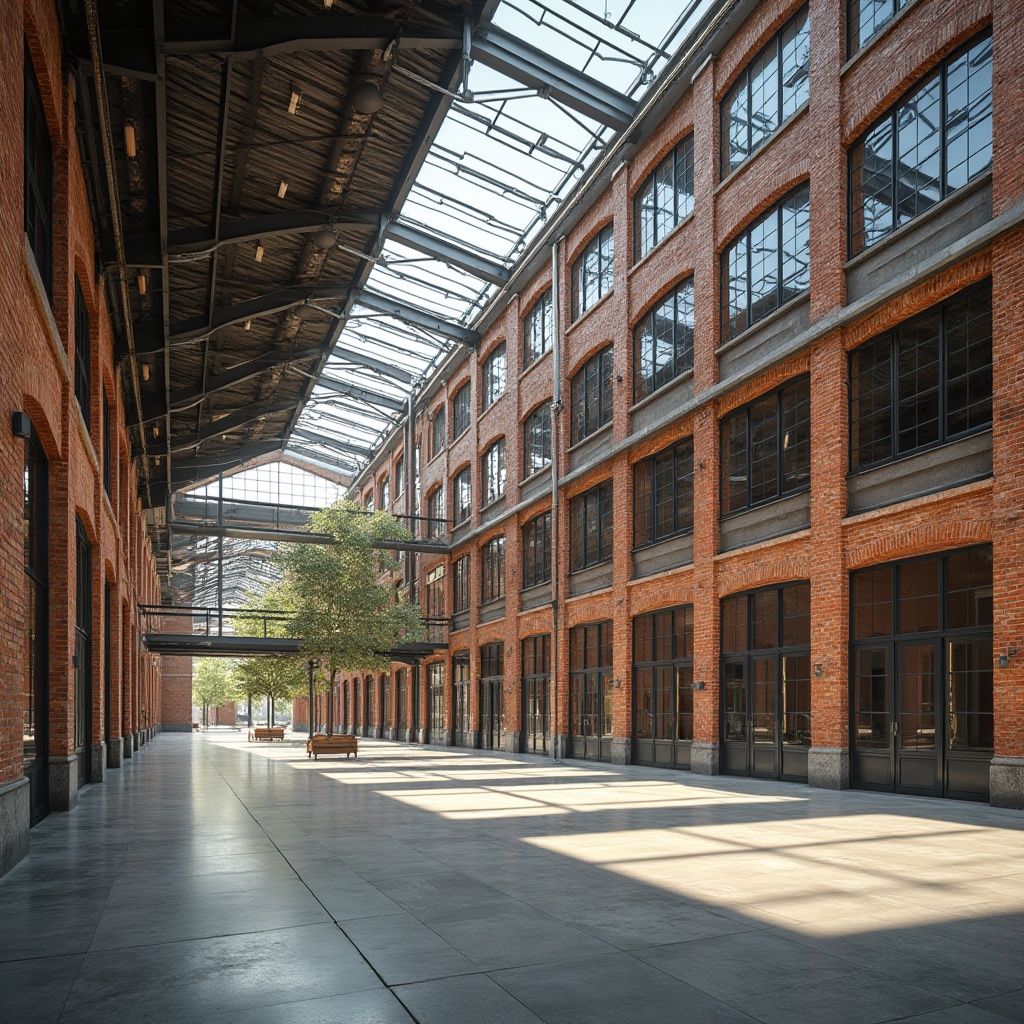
[550,238,564,763]
[405,386,417,603]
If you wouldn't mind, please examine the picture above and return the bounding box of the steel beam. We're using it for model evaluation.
[356,288,479,346]
[170,439,283,485]
[387,220,509,285]
[308,377,407,414]
[330,344,414,385]
[472,24,636,131]
[169,402,294,453]
[290,426,377,459]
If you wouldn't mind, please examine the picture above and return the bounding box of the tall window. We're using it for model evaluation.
[482,439,506,505]
[364,490,374,513]
[75,517,92,760]
[570,347,614,444]
[425,564,445,621]
[722,6,809,174]
[379,476,390,511]
[723,184,810,340]
[74,279,91,428]
[482,343,507,410]
[522,634,550,754]
[721,375,810,516]
[634,438,694,547]
[634,136,694,261]
[522,511,551,588]
[24,52,53,296]
[453,466,472,525]
[571,481,613,570]
[633,606,694,744]
[453,554,470,613]
[102,393,112,496]
[428,663,446,736]
[524,403,552,476]
[431,406,446,458]
[481,535,505,602]
[451,383,471,439]
[850,33,992,255]
[395,453,405,496]
[24,427,48,770]
[570,621,614,743]
[571,225,614,320]
[848,0,910,53]
[850,285,992,471]
[523,289,552,368]
[634,280,694,401]
[427,485,446,538]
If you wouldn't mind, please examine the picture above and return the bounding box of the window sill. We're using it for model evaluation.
[520,580,551,596]
[841,0,926,76]
[629,368,694,415]
[566,288,614,335]
[519,347,552,381]
[567,420,612,455]
[715,101,809,196]
[720,485,810,523]
[478,494,507,515]
[716,292,809,357]
[628,211,694,277]
[569,558,612,575]
[519,466,552,488]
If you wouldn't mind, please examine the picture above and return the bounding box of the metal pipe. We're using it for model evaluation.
[549,237,564,764]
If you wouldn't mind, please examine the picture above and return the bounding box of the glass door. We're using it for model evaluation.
[480,677,501,750]
[896,642,941,796]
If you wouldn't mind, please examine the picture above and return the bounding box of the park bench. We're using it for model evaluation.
[307,734,358,760]
[249,726,285,742]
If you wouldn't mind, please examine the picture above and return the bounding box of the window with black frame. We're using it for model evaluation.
[395,453,404,496]
[570,481,613,570]
[481,535,505,603]
[523,289,552,368]
[634,438,694,547]
[453,466,472,525]
[723,184,810,340]
[848,0,910,53]
[431,406,446,458]
[379,476,390,511]
[570,347,614,444]
[451,383,471,440]
[571,225,614,320]
[482,343,507,410]
[482,438,506,505]
[452,553,470,613]
[102,393,112,496]
[522,511,551,588]
[634,136,694,262]
[569,621,614,757]
[849,33,992,256]
[425,564,445,622]
[523,403,552,476]
[479,641,503,749]
[24,51,53,297]
[428,662,446,736]
[721,6,809,176]
[74,279,91,429]
[522,634,550,754]
[721,375,810,516]
[850,285,992,471]
[633,606,694,757]
[427,485,446,538]
[634,279,694,401]
[23,426,48,801]
[453,651,472,745]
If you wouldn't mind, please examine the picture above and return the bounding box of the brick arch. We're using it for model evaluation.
[74,503,98,545]
[718,556,814,597]
[21,393,60,459]
[846,521,992,570]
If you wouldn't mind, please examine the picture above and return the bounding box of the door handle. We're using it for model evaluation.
[892,721,899,737]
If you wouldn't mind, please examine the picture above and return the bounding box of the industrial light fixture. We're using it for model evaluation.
[152,424,159,438]
[12,411,31,438]
[123,123,137,158]
[255,243,265,262]
[243,319,252,331]
[141,363,151,381]
[350,81,384,114]
[136,272,147,295]
[288,88,302,115]
[277,180,289,198]
[313,228,337,250]
[323,0,333,6]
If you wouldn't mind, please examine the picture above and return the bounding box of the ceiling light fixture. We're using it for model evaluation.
[123,123,137,158]
[277,180,289,198]
[288,88,301,115]
[313,228,337,250]
[141,363,151,381]
[255,243,265,262]
[136,272,147,295]
[243,319,252,331]
[350,81,384,115]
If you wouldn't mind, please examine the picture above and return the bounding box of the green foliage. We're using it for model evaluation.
[192,658,235,714]
[231,585,308,704]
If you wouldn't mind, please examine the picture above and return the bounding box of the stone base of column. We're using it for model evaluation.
[429,729,451,747]
[107,736,123,769]
[416,729,429,744]
[610,737,631,765]
[466,730,479,749]
[48,756,78,811]
[990,757,1024,809]
[690,741,720,775]
[504,731,520,754]
[552,733,569,760]
[808,747,850,790]
[90,743,106,783]
[0,777,29,878]
[132,732,140,751]
[123,735,133,760]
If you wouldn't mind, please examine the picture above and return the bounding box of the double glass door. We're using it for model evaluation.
[633,664,692,769]
[522,635,549,754]
[480,677,501,750]
[453,652,473,747]
[569,671,612,761]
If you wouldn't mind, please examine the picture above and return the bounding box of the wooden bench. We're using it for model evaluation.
[307,734,358,760]
[192,722,200,732]
[249,726,285,742]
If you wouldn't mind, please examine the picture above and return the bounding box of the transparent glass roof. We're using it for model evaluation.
[286,0,716,474]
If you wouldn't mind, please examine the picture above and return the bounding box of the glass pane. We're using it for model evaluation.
[853,566,893,639]
[751,658,776,744]
[945,37,993,192]
[850,336,893,467]
[851,118,895,252]
[780,377,810,491]
[898,558,940,634]
[896,314,941,454]
[946,546,993,629]
[781,583,810,647]
[896,75,942,226]
[721,409,749,515]
[751,588,779,649]
[723,661,747,741]
[780,10,809,119]
[676,665,694,740]
[899,644,937,749]
[721,595,748,655]
[947,638,993,750]
[635,668,652,738]
[854,646,890,749]
[782,654,811,746]
[748,210,780,327]
[945,287,992,437]
[748,393,779,505]
[654,666,674,739]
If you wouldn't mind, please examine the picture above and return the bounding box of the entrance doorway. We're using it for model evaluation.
[75,517,93,788]
[569,621,613,762]
[479,642,502,750]
[452,651,473,747]
[521,634,549,754]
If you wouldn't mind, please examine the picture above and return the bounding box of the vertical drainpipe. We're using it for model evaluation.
[550,238,564,763]
[406,385,417,603]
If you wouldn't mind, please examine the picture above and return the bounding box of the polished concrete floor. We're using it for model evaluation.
[2,733,1023,1024]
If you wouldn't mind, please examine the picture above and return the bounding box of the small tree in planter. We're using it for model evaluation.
[192,657,234,729]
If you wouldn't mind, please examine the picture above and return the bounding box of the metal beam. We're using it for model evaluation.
[356,288,479,346]
[169,347,322,411]
[290,426,377,459]
[472,24,636,131]
[170,439,283,485]
[308,376,407,414]
[387,220,509,285]
[169,285,350,342]
[330,344,414,385]
[169,402,295,453]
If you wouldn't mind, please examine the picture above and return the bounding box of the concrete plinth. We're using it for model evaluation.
[809,747,850,790]
[552,733,569,761]
[107,737,123,768]
[160,723,192,733]
[690,741,720,775]
[610,737,631,765]
[416,729,429,744]
[123,735,133,760]
[48,755,78,811]
[90,743,106,783]
[132,731,140,750]
[504,731,520,754]
[990,757,1024,809]
[429,729,451,747]
[0,777,29,877]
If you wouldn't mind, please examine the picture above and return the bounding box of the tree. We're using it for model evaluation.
[276,500,425,734]
[192,658,234,729]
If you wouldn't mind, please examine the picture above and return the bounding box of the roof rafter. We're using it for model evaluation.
[290,427,377,460]
[387,220,509,285]
[356,288,480,346]
[169,401,295,453]
[313,376,408,413]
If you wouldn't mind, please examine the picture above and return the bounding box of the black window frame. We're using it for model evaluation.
[431,406,446,459]
[523,402,552,478]
[848,0,911,57]
[102,390,112,496]
[522,511,551,589]
[481,438,506,506]
[571,225,614,321]
[523,289,553,368]
[395,454,405,497]
[848,33,993,257]
[570,480,613,571]
[451,383,471,440]
[24,49,53,297]
[720,374,811,517]
[379,475,390,511]
[481,535,505,603]
[74,278,91,430]
[633,438,694,548]
[633,135,695,262]
[721,6,809,176]
[722,183,811,341]
[452,554,470,613]
[453,466,472,526]
[633,279,695,402]
[633,605,695,743]
[482,342,507,411]
[570,347,614,445]
[427,485,446,539]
